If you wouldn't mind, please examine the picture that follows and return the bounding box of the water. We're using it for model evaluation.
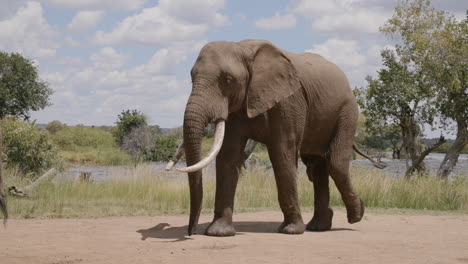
[57,153,468,182]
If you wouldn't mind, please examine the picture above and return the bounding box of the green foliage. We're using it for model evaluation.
[114,109,147,146]
[45,120,66,134]
[165,126,183,139]
[122,125,155,163]
[203,124,215,138]
[51,125,130,166]
[152,134,178,161]
[355,49,434,131]
[381,0,467,128]
[0,118,59,174]
[0,52,52,119]
[53,126,116,150]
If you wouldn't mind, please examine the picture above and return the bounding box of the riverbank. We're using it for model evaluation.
[5,165,467,219]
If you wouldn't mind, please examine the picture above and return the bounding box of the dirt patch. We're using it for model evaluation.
[1,211,467,264]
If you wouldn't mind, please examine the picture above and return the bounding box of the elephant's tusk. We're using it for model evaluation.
[165,142,185,171]
[176,121,225,173]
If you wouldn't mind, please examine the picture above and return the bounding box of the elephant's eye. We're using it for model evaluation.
[219,72,234,86]
[225,75,233,85]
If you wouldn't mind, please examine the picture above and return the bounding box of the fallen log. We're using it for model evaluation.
[9,168,57,197]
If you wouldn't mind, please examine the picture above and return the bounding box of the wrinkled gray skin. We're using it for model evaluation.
[183,40,365,236]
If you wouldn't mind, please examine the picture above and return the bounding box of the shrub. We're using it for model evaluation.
[122,125,155,162]
[51,125,130,166]
[114,109,147,146]
[0,118,59,174]
[152,134,178,161]
[52,126,116,150]
[45,120,66,134]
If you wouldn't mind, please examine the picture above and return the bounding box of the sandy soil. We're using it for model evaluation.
[1,211,467,264]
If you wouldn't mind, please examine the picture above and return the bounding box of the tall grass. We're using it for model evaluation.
[6,164,467,219]
[52,126,131,166]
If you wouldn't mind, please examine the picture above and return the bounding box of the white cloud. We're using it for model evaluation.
[38,0,147,10]
[93,0,227,45]
[32,44,199,127]
[289,0,391,36]
[55,56,82,65]
[306,38,389,87]
[0,0,27,19]
[311,9,388,35]
[255,12,296,30]
[0,2,58,58]
[159,0,228,26]
[90,47,129,70]
[68,10,103,32]
[64,36,80,47]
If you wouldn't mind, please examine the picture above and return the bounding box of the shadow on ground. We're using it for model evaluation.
[136,221,355,242]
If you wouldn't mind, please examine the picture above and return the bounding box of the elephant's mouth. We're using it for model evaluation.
[165,121,225,173]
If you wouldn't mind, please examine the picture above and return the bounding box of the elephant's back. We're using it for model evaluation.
[285,51,355,106]
[284,51,358,154]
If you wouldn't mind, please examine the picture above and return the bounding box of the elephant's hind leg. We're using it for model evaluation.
[328,110,364,224]
[302,155,333,231]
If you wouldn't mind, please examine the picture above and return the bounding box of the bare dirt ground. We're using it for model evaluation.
[1,211,467,264]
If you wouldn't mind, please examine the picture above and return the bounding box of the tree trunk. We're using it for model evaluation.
[0,125,7,224]
[437,121,467,179]
[392,145,402,159]
[405,136,446,178]
[241,140,258,169]
[400,105,424,178]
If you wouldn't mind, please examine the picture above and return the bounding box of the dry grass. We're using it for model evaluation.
[5,164,467,219]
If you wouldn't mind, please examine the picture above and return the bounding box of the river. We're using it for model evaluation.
[57,153,468,182]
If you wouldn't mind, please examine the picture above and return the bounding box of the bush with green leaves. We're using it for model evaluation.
[0,118,59,174]
[114,109,147,146]
[152,134,179,161]
[51,125,130,166]
[52,126,116,150]
[45,120,66,134]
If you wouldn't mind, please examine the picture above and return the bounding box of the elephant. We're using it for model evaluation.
[166,39,386,237]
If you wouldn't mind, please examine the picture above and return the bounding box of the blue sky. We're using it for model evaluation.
[0,0,465,135]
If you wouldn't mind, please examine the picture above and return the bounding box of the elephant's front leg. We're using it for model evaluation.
[205,121,247,237]
[267,141,305,235]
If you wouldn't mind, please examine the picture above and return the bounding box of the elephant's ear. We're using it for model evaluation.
[246,43,301,118]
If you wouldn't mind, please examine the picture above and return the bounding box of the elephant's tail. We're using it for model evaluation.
[352,144,388,169]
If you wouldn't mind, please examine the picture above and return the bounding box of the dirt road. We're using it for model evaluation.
[1,211,467,264]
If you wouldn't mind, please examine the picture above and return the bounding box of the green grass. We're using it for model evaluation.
[51,126,131,166]
[58,147,131,166]
[5,164,467,219]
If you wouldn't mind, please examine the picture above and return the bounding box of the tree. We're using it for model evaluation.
[381,124,403,159]
[152,134,178,161]
[165,126,183,139]
[0,118,59,173]
[355,49,444,178]
[45,120,66,134]
[122,125,155,163]
[114,109,147,145]
[381,0,467,178]
[0,52,52,119]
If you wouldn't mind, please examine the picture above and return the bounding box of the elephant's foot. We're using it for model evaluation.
[306,208,333,231]
[205,217,236,237]
[346,198,365,224]
[277,219,305,235]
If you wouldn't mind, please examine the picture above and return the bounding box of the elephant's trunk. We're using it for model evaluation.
[182,85,228,236]
[184,102,206,236]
